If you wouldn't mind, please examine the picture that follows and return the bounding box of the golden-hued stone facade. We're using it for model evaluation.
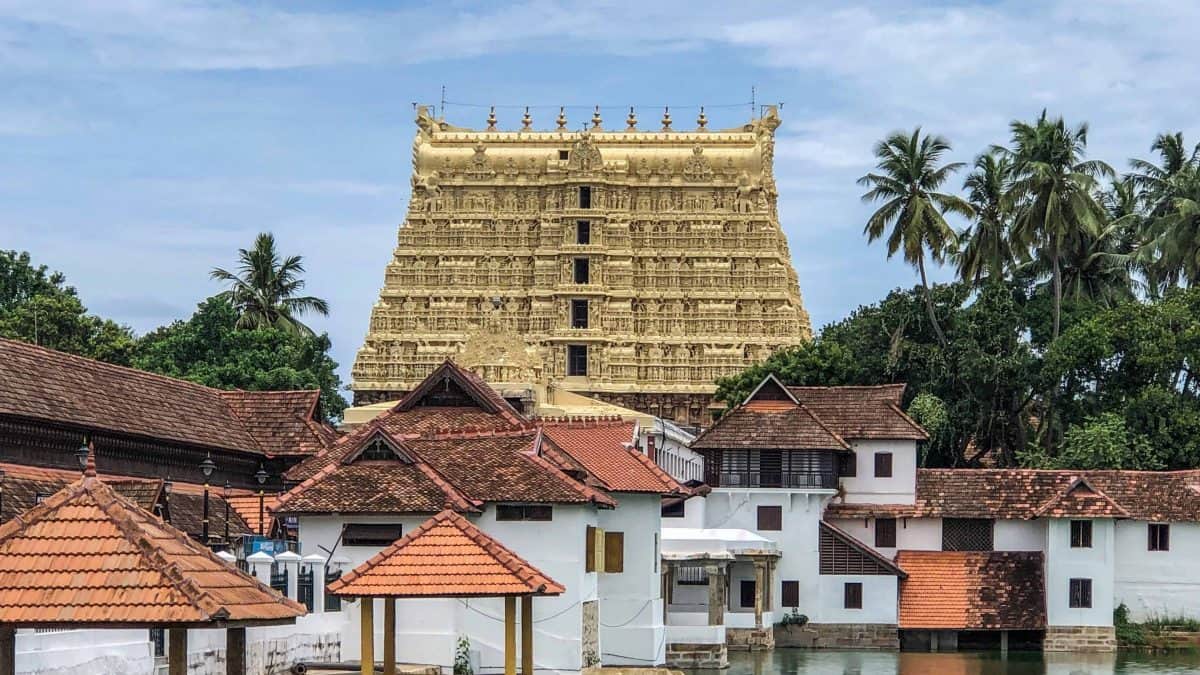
[351,105,811,424]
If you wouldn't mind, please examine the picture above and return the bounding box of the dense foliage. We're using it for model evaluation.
[210,232,330,336]
[720,114,1200,470]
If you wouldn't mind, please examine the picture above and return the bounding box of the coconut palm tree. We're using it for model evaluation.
[1130,134,1200,291]
[210,232,329,336]
[859,128,973,346]
[957,152,1015,285]
[1149,167,1200,287]
[1004,111,1113,341]
[1129,132,1199,214]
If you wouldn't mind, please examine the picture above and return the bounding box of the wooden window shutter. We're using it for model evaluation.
[604,531,624,573]
[586,525,596,573]
[781,580,799,608]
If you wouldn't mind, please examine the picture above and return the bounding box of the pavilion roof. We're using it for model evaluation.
[0,465,304,627]
[328,510,564,598]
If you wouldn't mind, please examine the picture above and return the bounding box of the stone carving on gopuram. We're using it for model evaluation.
[351,104,812,425]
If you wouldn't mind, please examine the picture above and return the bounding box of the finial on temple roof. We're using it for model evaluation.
[661,106,672,132]
[591,105,602,130]
[556,107,567,131]
[486,106,497,131]
[697,106,708,131]
[625,106,637,132]
[522,106,532,131]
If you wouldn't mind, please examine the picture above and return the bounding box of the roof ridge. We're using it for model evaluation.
[518,448,617,507]
[1033,476,1132,519]
[797,402,851,449]
[819,520,907,578]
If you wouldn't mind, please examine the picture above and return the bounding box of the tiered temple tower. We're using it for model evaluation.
[351,105,811,425]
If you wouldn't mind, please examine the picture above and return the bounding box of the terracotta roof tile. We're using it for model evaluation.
[329,510,563,598]
[788,384,928,440]
[219,390,337,456]
[226,494,280,536]
[0,473,304,627]
[897,550,1045,630]
[540,418,680,494]
[691,401,849,451]
[0,338,327,457]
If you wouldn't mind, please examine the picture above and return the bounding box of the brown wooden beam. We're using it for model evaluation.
[521,597,533,675]
[0,626,15,675]
[169,628,188,675]
[361,600,375,675]
[226,626,246,675]
[383,598,396,675]
[504,597,517,675]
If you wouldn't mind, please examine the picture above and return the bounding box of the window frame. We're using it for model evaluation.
[571,299,589,329]
[496,504,553,522]
[873,452,893,478]
[341,523,404,547]
[573,257,590,284]
[739,580,756,609]
[875,517,897,548]
[576,220,591,245]
[1148,523,1170,551]
[579,185,592,209]
[756,505,783,531]
[566,344,588,376]
[838,452,857,478]
[843,582,863,610]
[781,580,800,608]
[1068,578,1092,609]
[661,500,685,518]
[941,517,995,552]
[1070,520,1093,549]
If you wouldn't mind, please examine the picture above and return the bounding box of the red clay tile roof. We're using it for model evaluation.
[691,400,849,451]
[0,338,327,457]
[393,360,526,427]
[0,471,304,627]
[788,384,928,441]
[827,469,1200,522]
[819,521,907,577]
[219,390,337,457]
[226,494,280,536]
[897,550,1046,630]
[540,418,680,494]
[328,510,563,598]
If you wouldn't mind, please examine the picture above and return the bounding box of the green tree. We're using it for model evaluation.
[957,152,1015,284]
[1129,133,1199,292]
[0,251,136,364]
[134,297,347,420]
[858,128,974,347]
[1004,111,1114,340]
[210,232,330,336]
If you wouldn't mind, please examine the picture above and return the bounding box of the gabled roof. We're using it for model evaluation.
[692,376,849,451]
[819,521,907,578]
[1033,477,1131,519]
[897,550,1045,630]
[540,418,680,494]
[226,494,281,536]
[0,338,329,457]
[0,465,304,627]
[393,360,525,427]
[219,389,337,456]
[328,510,564,598]
[788,384,928,441]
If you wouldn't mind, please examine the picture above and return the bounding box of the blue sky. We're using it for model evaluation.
[2,1,1197,390]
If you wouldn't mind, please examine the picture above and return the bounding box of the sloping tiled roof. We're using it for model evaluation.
[540,418,680,494]
[1033,478,1131,519]
[819,521,907,577]
[0,338,326,457]
[0,468,305,626]
[328,510,564,598]
[691,399,849,451]
[788,384,928,441]
[393,360,526,427]
[226,494,281,536]
[897,550,1045,630]
[219,389,337,456]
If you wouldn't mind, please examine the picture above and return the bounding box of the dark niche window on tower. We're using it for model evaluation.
[559,149,570,161]
[573,258,590,284]
[571,299,589,329]
[567,345,588,376]
[576,220,591,245]
[579,185,592,209]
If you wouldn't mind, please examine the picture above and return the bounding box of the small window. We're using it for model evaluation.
[677,565,708,585]
[342,523,403,547]
[781,580,800,608]
[757,505,782,531]
[576,220,591,245]
[559,150,569,161]
[573,258,590,284]
[579,186,592,209]
[34,492,50,505]
[571,299,589,329]
[942,518,994,552]
[875,517,897,548]
[740,580,756,608]
[567,345,588,376]
[585,525,600,572]
[838,452,857,478]
[496,504,553,521]
[662,500,685,518]
[604,531,624,573]
[844,582,863,609]
[1149,523,1170,551]
[874,452,893,478]
[1069,578,1092,609]
[1070,520,1092,548]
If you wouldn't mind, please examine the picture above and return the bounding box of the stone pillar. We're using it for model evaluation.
[169,628,187,675]
[661,561,673,624]
[706,562,727,626]
[521,597,533,675]
[226,627,246,675]
[383,598,396,675]
[276,551,301,602]
[753,560,765,630]
[0,626,15,675]
[305,555,326,614]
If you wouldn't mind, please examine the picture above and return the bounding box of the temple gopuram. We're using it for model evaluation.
[351,104,811,425]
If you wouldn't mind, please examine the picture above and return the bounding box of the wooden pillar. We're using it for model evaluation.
[753,559,765,629]
[521,597,533,675]
[504,597,517,675]
[706,563,726,626]
[360,599,375,675]
[383,598,396,675]
[0,626,15,675]
[226,626,246,675]
[168,628,187,675]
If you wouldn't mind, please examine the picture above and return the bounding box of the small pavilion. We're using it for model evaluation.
[0,456,305,675]
[328,510,564,675]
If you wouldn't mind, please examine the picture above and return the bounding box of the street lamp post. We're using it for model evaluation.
[255,464,269,538]
[200,452,216,544]
[75,436,91,473]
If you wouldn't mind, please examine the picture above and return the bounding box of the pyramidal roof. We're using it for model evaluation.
[0,461,305,627]
[329,510,564,598]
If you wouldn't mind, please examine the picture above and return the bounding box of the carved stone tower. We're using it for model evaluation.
[351,105,811,424]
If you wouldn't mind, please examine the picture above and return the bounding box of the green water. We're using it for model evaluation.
[683,649,1200,674]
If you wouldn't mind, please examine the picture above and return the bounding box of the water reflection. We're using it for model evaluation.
[685,649,1200,675]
